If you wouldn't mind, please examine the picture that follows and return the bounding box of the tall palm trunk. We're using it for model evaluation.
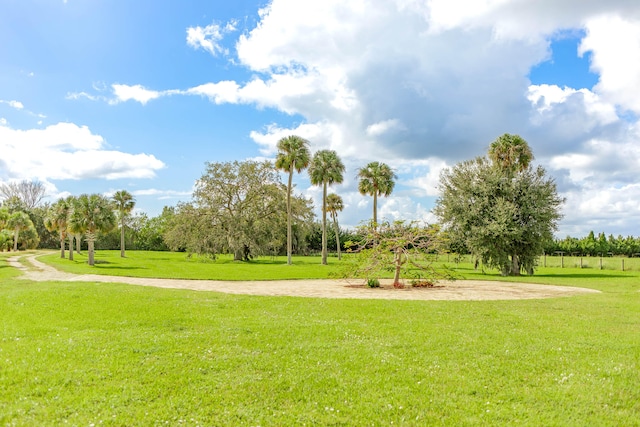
[68,235,74,261]
[87,233,96,266]
[59,230,65,258]
[120,217,126,257]
[13,228,19,251]
[286,163,294,265]
[373,192,378,228]
[331,213,341,260]
[321,182,328,265]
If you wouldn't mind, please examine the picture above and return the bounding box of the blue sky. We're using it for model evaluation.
[2,0,640,237]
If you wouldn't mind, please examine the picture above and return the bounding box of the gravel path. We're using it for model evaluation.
[6,254,600,301]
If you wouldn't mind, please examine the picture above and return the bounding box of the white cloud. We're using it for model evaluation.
[111,84,161,105]
[528,84,618,125]
[580,15,640,114]
[0,122,165,184]
[366,119,405,137]
[0,100,24,110]
[68,0,640,235]
[186,21,237,56]
[132,188,192,198]
[187,81,241,104]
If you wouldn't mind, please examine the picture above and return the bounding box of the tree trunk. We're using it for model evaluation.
[88,238,95,266]
[286,165,294,265]
[13,228,19,252]
[393,248,402,285]
[68,235,74,261]
[332,214,341,260]
[321,182,328,265]
[60,230,65,258]
[234,248,243,261]
[120,218,126,258]
[510,253,520,276]
[373,192,378,227]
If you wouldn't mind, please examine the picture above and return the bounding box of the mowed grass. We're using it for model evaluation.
[1,252,640,425]
[40,250,337,280]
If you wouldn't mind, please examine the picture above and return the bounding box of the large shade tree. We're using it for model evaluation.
[68,194,116,266]
[308,150,345,265]
[0,180,46,210]
[165,160,314,260]
[357,162,397,227]
[275,135,311,265]
[112,190,136,257]
[435,134,563,276]
[326,193,344,260]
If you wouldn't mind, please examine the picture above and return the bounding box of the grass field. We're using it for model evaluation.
[40,250,336,280]
[1,251,639,425]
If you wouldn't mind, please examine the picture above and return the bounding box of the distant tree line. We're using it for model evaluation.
[544,231,640,257]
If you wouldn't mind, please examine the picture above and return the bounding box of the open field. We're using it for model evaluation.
[1,251,639,425]
[40,250,335,280]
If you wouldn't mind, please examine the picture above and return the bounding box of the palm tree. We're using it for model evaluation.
[326,193,344,260]
[0,207,8,230]
[275,135,311,265]
[65,196,80,260]
[44,199,71,258]
[7,211,34,251]
[488,133,534,175]
[68,194,116,266]
[112,190,136,257]
[357,161,397,227]
[308,150,345,265]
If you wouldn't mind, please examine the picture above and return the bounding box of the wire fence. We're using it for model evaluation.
[435,253,640,271]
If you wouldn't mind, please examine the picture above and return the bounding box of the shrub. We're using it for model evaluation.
[366,278,380,288]
[410,278,435,288]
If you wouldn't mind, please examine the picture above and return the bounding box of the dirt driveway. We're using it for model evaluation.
[7,254,600,301]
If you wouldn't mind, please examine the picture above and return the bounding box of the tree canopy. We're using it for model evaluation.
[0,180,46,210]
[68,194,116,265]
[357,162,397,226]
[165,160,314,260]
[435,134,563,276]
[7,211,36,251]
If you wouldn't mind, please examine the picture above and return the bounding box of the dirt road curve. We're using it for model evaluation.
[7,254,600,301]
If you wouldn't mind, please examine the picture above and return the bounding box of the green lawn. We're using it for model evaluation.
[1,251,639,425]
[40,250,337,280]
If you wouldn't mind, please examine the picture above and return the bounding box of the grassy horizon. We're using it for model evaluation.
[2,252,639,425]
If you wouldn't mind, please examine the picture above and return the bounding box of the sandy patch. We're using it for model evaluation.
[6,254,600,301]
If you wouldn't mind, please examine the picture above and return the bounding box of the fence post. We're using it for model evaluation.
[561,253,564,268]
[599,256,602,270]
[622,259,625,272]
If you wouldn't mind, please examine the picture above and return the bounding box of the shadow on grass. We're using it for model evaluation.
[94,265,146,271]
[210,258,289,266]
